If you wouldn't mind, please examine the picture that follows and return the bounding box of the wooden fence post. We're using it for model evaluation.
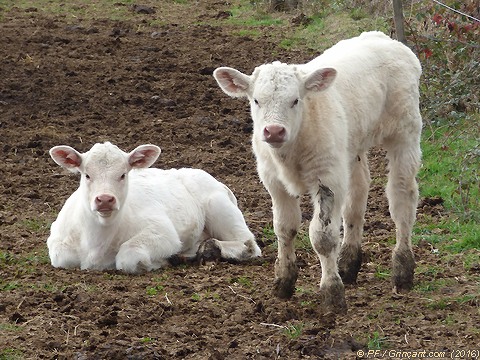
[393,0,407,44]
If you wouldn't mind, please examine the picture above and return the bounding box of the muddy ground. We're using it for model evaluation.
[0,1,478,359]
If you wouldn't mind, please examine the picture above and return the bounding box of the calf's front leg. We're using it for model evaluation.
[116,220,182,273]
[269,185,301,299]
[310,182,347,313]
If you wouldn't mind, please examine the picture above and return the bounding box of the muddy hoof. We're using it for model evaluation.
[338,244,362,284]
[273,277,297,299]
[197,238,222,264]
[319,279,347,314]
[392,249,415,292]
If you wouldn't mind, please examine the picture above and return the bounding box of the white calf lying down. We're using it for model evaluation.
[47,142,261,272]
[214,31,422,312]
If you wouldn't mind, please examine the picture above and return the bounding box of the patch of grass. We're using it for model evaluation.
[24,249,50,265]
[295,230,312,252]
[295,286,314,295]
[415,263,443,278]
[0,282,20,291]
[454,294,478,305]
[0,251,16,265]
[227,3,284,27]
[415,120,479,252]
[300,300,313,307]
[20,218,50,232]
[415,277,458,294]
[262,224,277,246]
[367,331,387,350]
[0,323,22,332]
[191,293,201,302]
[374,265,390,280]
[0,348,23,360]
[146,285,165,296]
[230,276,252,288]
[349,7,368,20]
[205,290,221,301]
[426,298,449,310]
[140,337,154,343]
[283,322,303,339]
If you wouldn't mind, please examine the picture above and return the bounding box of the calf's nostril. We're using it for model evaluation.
[96,195,116,205]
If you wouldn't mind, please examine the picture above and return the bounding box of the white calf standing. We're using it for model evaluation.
[214,31,422,312]
[47,142,261,273]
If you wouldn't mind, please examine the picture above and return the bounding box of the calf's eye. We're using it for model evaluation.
[292,99,299,107]
[120,173,126,180]
[254,99,259,106]
[85,174,90,180]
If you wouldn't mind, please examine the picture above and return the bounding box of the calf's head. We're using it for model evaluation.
[213,63,336,148]
[50,142,161,222]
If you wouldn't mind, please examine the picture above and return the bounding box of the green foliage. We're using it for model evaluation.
[367,331,387,350]
[140,337,154,343]
[409,1,479,123]
[146,285,165,296]
[416,120,479,251]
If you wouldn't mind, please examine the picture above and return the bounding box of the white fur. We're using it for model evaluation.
[47,142,261,273]
[214,31,422,304]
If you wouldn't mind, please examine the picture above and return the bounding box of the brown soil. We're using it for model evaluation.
[1,2,478,359]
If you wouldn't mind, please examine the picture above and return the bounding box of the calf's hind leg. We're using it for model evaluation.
[339,152,370,284]
[386,142,421,292]
[203,191,261,260]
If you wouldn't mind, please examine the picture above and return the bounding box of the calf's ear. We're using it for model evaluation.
[128,145,161,169]
[304,68,337,92]
[50,146,83,172]
[213,67,250,98]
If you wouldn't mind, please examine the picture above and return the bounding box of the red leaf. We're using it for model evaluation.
[432,14,443,25]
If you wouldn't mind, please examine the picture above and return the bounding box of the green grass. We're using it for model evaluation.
[367,331,387,350]
[0,348,23,360]
[414,278,454,293]
[283,322,303,339]
[415,118,480,251]
[146,285,164,296]
[20,218,50,233]
[230,276,252,288]
[227,3,284,27]
[373,265,390,280]
[191,293,201,301]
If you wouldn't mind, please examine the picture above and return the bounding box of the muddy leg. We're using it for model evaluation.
[339,153,370,284]
[386,143,421,292]
[270,186,301,299]
[310,182,346,313]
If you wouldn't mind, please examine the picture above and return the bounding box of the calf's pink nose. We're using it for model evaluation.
[263,124,286,143]
[95,194,116,210]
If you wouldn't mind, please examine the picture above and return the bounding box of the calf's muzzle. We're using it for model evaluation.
[95,194,116,213]
[263,124,286,144]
